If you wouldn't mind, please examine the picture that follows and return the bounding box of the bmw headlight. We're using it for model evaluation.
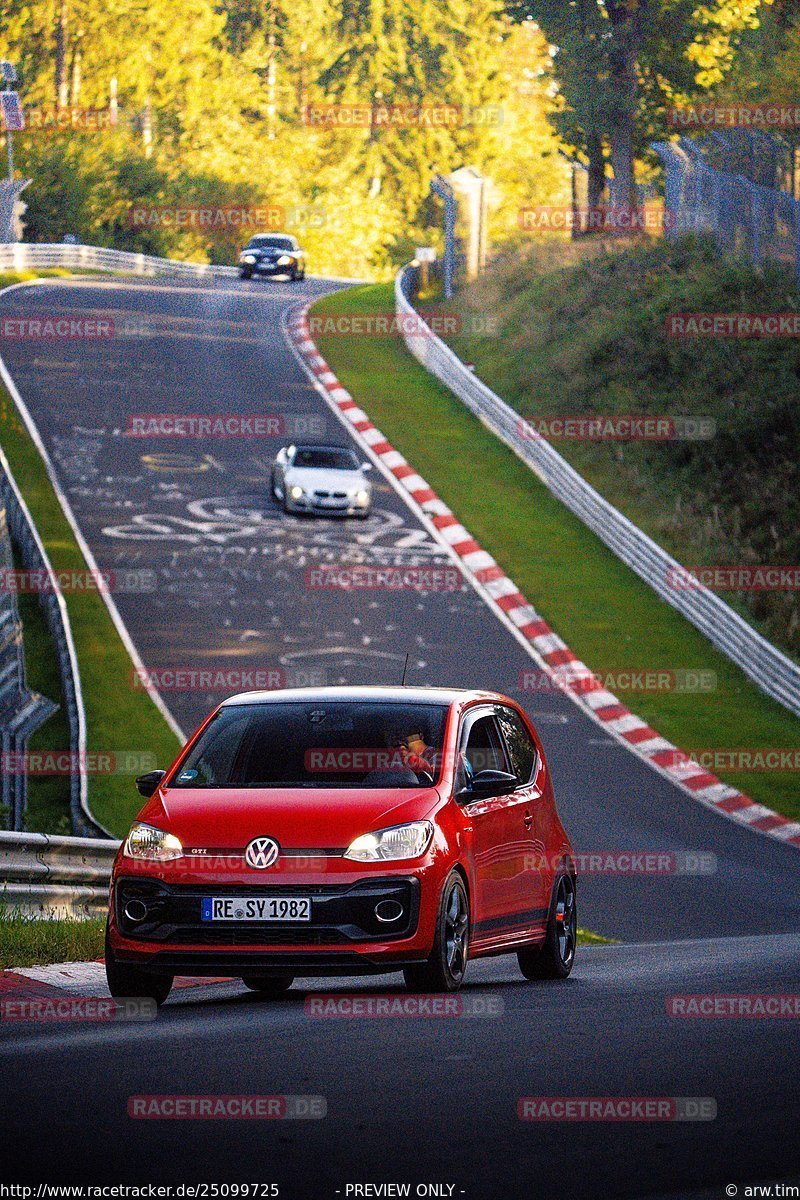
[355,489,370,506]
[124,822,183,861]
[241,254,256,264]
[344,820,433,862]
[277,255,293,266]
[289,484,304,500]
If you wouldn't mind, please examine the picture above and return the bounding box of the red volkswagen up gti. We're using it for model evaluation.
[106,687,577,1003]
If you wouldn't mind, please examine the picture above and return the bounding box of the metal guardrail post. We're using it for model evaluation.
[430,176,456,298]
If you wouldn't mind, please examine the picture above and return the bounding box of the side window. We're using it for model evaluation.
[496,707,537,785]
[457,712,509,789]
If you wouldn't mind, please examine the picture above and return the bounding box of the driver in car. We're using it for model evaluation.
[387,726,437,781]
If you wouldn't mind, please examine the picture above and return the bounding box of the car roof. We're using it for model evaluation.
[248,231,295,239]
[219,685,507,709]
[290,443,356,453]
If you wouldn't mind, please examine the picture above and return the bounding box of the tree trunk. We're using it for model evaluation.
[587,133,606,209]
[55,0,69,109]
[266,20,277,139]
[605,0,644,214]
[70,43,81,106]
[609,114,635,211]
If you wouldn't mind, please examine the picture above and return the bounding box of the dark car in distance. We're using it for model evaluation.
[239,233,306,281]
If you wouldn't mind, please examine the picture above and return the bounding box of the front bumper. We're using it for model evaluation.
[110,875,427,975]
[284,494,370,517]
[242,260,297,275]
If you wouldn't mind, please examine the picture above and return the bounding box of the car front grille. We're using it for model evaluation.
[169,927,345,946]
[115,877,420,945]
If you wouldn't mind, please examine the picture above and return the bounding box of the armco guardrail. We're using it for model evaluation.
[0,242,213,837]
[0,241,238,277]
[395,265,800,719]
[0,444,108,837]
[0,830,119,917]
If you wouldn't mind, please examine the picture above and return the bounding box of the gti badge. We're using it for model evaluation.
[245,837,280,870]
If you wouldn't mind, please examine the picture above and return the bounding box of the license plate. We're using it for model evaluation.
[201,896,311,922]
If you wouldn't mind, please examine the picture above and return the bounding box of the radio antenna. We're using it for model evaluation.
[401,652,410,686]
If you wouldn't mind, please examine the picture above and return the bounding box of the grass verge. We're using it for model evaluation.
[0,272,181,836]
[313,283,800,821]
[438,237,800,662]
[0,915,608,969]
[0,911,104,969]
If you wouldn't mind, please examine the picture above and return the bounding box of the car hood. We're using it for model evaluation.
[136,785,440,852]
[284,466,366,491]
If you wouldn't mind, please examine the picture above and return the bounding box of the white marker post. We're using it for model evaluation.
[415,246,436,293]
[0,63,24,184]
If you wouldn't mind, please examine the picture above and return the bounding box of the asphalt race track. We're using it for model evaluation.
[0,275,798,1198]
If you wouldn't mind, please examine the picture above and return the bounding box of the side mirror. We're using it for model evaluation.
[458,769,517,801]
[361,462,373,472]
[135,769,166,798]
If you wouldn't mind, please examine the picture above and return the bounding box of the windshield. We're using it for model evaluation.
[246,235,294,250]
[171,701,449,789]
[293,447,360,471]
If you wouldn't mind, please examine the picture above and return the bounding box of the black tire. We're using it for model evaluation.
[105,929,173,1006]
[240,269,252,280]
[517,874,577,981]
[403,871,469,993]
[271,471,282,501]
[241,975,294,997]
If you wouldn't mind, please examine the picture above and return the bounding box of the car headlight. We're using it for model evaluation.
[123,822,183,861]
[241,254,256,264]
[344,820,433,862]
[355,489,370,506]
[289,484,304,500]
[277,255,293,266]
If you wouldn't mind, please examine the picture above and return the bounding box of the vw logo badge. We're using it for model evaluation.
[245,836,280,870]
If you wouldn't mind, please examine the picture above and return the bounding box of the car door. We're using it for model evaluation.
[456,708,529,947]
[494,705,550,927]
